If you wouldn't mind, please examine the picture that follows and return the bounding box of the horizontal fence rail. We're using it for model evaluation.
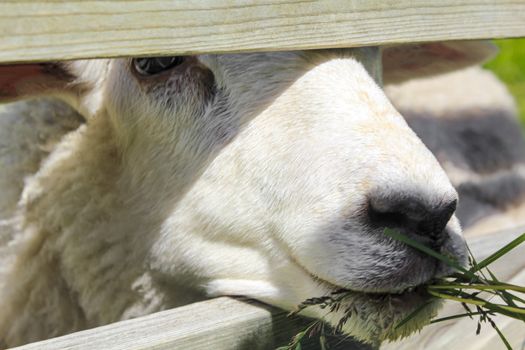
[0,1,525,63]
[9,227,525,350]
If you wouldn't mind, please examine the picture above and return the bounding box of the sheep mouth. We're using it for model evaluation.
[324,283,430,305]
[290,257,434,312]
[356,285,430,307]
[299,279,440,342]
[292,265,440,341]
[312,274,433,312]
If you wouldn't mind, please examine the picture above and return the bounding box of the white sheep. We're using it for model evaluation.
[0,42,496,347]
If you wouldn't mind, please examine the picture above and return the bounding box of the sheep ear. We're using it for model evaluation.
[382,40,498,84]
[0,62,80,102]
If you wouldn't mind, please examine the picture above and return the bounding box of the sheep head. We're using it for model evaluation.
[0,41,496,345]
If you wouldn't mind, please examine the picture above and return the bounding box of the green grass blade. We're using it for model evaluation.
[487,268,499,281]
[499,291,523,307]
[485,267,525,305]
[428,284,525,294]
[492,322,512,350]
[429,290,525,321]
[430,312,484,323]
[319,334,328,350]
[431,289,525,317]
[479,261,525,310]
[490,304,525,316]
[384,229,477,280]
[471,233,525,272]
[427,290,485,306]
[501,289,525,306]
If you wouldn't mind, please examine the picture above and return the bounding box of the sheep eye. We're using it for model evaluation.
[133,57,184,75]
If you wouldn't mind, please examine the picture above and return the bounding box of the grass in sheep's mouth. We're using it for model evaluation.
[277,228,525,350]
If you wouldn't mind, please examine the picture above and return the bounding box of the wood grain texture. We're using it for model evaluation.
[7,297,369,350]
[0,1,524,63]
[8,297,281,350]
[9,227,524,350]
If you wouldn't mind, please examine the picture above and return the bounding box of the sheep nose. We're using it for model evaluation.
[367,193,457,247]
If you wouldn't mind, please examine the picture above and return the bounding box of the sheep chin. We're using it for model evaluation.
[299,279,442,345]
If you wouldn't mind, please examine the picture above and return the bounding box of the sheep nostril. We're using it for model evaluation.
[367,192,457,247]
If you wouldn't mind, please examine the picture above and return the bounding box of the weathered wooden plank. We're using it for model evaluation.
[8,297,281,350]
[9,227,524,350]
[6,296,369,350]
[468,225,525,261]
[0,1,524,63]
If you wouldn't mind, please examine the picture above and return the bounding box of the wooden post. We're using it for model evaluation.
[0,1,524,63]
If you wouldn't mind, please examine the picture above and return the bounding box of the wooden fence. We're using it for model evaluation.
[1,1,525,63]
[2,1,525,349]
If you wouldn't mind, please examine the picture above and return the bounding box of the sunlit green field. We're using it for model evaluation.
[485,38,525,125]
